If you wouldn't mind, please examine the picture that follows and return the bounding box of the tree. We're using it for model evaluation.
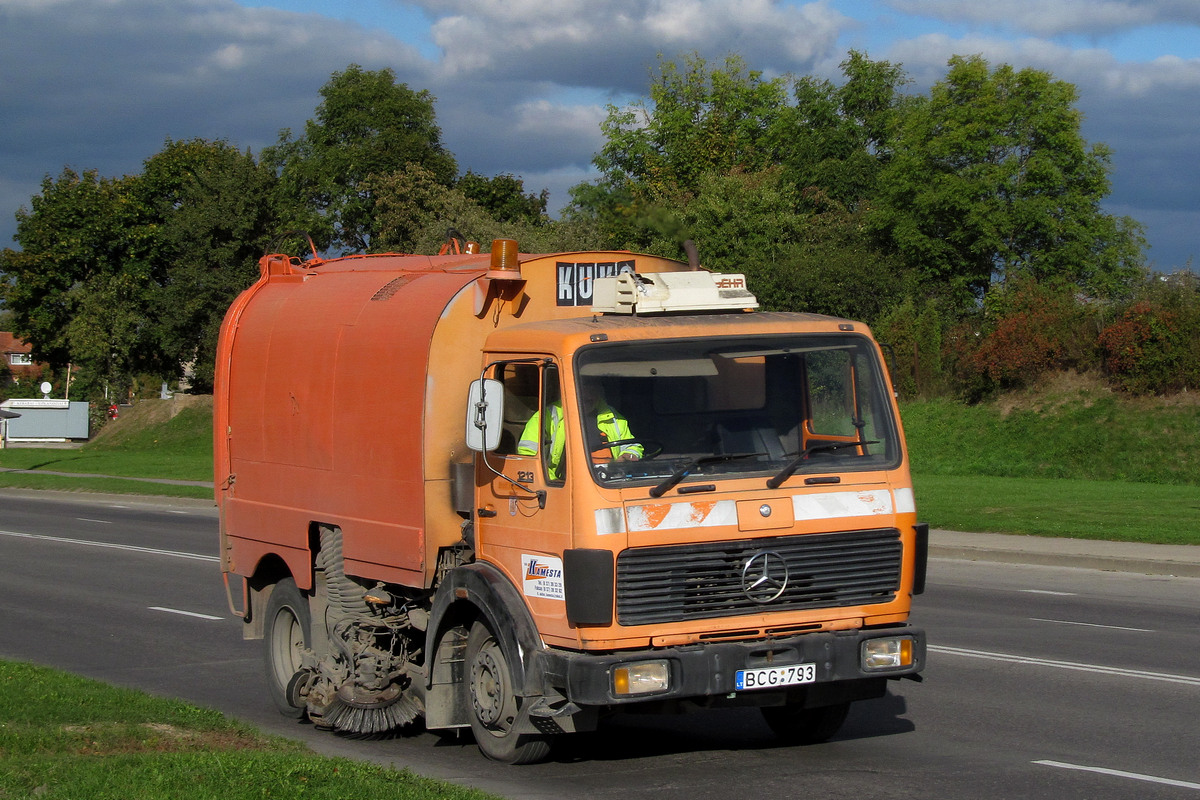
[773,51,908,210]
[0,168,155,399]
[456,172,548,226]
[265,65,458,253]
[871,55,1144,305]
[0,139,283,399]
[371,165,597,256]
[136,138,280,391]
[593,53,791,207]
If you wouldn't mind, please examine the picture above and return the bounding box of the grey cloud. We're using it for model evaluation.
[2,0,1194,268]
[422,0,846,91]
[0,0,426,242]
[882,0,1200,37]
[1,0,855,244]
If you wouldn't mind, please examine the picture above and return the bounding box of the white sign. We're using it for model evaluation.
[521,554,565,601]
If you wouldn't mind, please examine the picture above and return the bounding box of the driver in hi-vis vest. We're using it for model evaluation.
[518,382,642,480]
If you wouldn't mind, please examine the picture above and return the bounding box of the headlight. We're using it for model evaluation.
[612,660,671,696]
[861,636,915,671]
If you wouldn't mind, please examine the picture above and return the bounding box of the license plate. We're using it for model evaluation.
[735,663,816,691]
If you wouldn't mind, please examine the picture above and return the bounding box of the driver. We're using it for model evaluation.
[518,382,642,480]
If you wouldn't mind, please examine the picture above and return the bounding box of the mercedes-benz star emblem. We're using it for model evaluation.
[741,550,789,604]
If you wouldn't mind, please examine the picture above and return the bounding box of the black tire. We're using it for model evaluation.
[263,577,311,719]
[761,702,850,745]
[464,618,552,764]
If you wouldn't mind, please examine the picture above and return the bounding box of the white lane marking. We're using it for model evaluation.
[0,529,217,563]
[76,518,112,524]
[1034,760,1200,790]
[1020,589,1076,596]
[1031,618,1154,633]
[930,645,1200,687]
[149,606,223,621]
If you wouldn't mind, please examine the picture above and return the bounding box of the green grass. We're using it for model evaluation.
[0,406,213,482]
[2,388,1198,544]
[913,473,1200,545]
[0,661,498,800]
[900,393,1200,486]
[0,472,212,499]
[0,403,213,497]
[899,388,1200,544]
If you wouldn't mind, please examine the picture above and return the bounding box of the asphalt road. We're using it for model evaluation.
[1,490,1197,799]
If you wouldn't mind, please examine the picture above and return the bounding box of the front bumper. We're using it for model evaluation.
[535,626,925,708]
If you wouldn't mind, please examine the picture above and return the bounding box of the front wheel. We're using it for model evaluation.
[761,702,850,745]
[464,619,551,764]
[263,578,311,719]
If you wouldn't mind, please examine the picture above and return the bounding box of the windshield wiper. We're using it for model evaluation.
[649,452,764,498]
[765,440,879,490]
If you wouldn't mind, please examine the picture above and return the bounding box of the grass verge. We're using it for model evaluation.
[0,406,212,483]
[3,387,1198,544]
[914,473,1200,545]
[0,660,498,800]
[0,472,211,499]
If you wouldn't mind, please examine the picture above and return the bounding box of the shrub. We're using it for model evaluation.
[873,295,957,399]
[1099,300,1183,393]
[956,279,1096,398]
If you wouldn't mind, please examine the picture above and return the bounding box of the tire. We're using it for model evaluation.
[761,702,850,745]
[263,577,311,719]
[464,618,552,764]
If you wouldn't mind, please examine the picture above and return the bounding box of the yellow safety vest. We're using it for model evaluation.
[518,402,640,480]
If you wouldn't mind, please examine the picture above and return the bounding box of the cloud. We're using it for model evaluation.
[882,0,1200,37]
[1,0,1195,268]
[423,0,846,91]
[0,0,856,244]
[0,0,429,240]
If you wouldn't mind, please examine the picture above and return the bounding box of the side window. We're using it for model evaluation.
[539,365,565,484]
[495,360,566,485]
[496,362,539,455]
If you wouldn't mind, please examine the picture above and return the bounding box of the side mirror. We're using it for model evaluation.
[465,379,504,452]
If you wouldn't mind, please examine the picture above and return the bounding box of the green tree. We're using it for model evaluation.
[594,53,791,207]
[456,172,548,225]
[0,140,283,399]
[576,52,910,317]
[265,65,458,254]
[0,168,155,399]
[136,138,280,392]
[773,51,908,210]
[371,165,597,256]
[871,55,1143,305]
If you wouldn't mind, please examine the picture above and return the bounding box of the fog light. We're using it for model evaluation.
[612,661,670,696]
[862,637,914,671]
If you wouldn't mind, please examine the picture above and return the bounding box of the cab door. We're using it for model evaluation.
[475,358,574,639]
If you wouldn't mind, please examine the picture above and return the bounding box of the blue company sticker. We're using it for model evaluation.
[521,554,565,600]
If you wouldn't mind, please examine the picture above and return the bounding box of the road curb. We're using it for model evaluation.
[930,530,1200,578]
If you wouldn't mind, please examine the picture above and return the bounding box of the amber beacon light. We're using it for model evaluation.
[488,238,521,279]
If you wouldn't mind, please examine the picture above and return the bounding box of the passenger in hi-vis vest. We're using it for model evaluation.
[518,382,642,480]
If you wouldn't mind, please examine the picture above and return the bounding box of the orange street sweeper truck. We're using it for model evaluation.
[214,238,927,763]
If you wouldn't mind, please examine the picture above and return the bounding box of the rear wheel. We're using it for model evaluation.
[464,618,551,764]
[264,578,311,719]
[761,702,850,745]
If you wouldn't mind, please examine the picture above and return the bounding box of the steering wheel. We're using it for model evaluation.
[589,438,664,461]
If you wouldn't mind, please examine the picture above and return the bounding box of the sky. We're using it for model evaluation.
[1,0,1198,271]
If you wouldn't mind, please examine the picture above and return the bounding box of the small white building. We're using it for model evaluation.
[0,398,90,444]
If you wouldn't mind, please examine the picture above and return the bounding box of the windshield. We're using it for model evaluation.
[574,333,901,490]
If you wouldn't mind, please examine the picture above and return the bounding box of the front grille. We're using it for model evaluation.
[616,528,902,626]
